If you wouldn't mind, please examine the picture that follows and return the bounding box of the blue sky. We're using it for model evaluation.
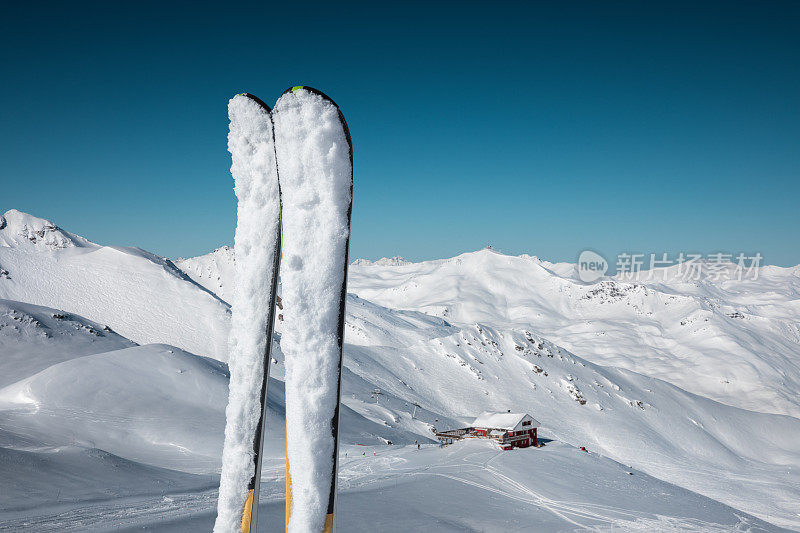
[2,2,798,265]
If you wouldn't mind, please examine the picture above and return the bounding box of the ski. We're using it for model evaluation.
[214,93,282,533]
[273,86,353,533]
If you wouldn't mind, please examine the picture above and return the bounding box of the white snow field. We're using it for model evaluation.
[175,246,235,302]
[0,299,135,387]
[0,209,230,360]
[1,210,799,531]
[348,249,800,418]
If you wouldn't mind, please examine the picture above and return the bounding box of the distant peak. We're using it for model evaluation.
[176,245,234,264]
[0,209,94,249]
[451,248,511,261]
[479,245,503,255]
[352,256,411,267]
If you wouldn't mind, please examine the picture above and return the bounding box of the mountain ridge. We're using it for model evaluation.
[2,209,800,528]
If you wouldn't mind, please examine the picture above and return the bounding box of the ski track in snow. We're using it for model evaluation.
[0,489,219,532]
[0,443,780,532]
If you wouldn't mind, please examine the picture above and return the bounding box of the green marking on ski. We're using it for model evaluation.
[291,86,304,92]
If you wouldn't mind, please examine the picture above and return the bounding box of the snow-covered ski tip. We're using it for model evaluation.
[275,86,353,533]
[214,93,282,533]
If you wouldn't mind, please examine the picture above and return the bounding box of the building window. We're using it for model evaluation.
[522,420,531,426]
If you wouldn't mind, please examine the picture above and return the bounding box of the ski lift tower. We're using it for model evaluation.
[372,388,383,405]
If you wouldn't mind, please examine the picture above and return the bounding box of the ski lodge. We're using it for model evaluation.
[436,411,540,450]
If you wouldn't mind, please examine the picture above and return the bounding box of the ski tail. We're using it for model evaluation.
[213,92,282,533]
[275,86,353,533]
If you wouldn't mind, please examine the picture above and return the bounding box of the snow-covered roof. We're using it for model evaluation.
[471,412,540,431]
[489,429,506,436]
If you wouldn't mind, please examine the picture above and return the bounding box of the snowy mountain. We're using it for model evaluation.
[2,210,799,530]
[175,246,236,302]
[351,256,411,267]
[0,209,93,249]
[0,209,230,360]
[0,299,135,387]
[4,296,798,530]
[348,249,800,418]
[181,244,800,417]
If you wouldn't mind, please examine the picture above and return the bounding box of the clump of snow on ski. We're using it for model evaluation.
[214,94,282,533]
[273,87,352,533]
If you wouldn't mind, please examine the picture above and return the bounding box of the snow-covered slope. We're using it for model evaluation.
[0,344,231,472]
[175,246,236,302]
[3,211,800,529]
[348,249,800,417]
[0,210,230,360]
[2,438,788,532]
[331,296,800,527]
[0,299,430,467]
[3,299,797,529]
[177,245,800,416]
[0,299,135,387]
[0,443,216,521]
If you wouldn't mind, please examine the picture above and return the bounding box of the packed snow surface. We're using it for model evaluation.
[214,95,282,533]
[0,439,790,532]
[272,87,352,532]
[0,343,230,472]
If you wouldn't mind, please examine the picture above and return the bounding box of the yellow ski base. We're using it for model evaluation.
[241,488,255,533]
[286,459,333,532]
[285,456,293,530]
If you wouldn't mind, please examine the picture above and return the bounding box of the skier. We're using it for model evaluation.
[417,443,420,450]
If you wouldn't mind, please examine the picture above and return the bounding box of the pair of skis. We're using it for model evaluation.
[214,87,353,533]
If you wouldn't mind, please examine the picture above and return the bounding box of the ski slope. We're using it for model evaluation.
[1,210,799,530]
[1,441,788,532]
